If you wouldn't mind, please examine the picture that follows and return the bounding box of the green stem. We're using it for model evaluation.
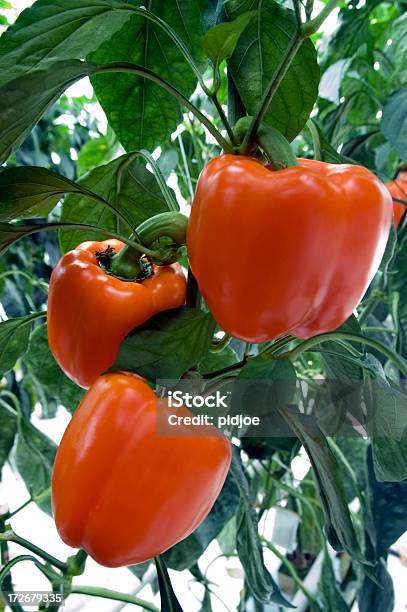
[96,63,233,153]
[178,133,194,200]
[0,531,67,573]
[210,93,237,147]
[0,270,49,291]
[239,0,340,155]
[393,197,407,206]
[240,34,304,155]
[0,554,56,585]
[302,0,341,37]
[284,331,407,377]
[262,538,316,603]
[137,212,188,248]
[307,119,322,161]
[70,586,159,611]
[7,499,32,519]
[210,334,232,353]
[3,223,160,258]
[362,326,396,335]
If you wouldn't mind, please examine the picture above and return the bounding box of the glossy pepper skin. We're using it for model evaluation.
[48,239,186,388]
[52,372,231,567]
[187,155,392,343]
[386,171,407,228]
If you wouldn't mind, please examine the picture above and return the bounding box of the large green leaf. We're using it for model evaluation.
[231,355,297,426]
[280,407,363,561]
[59,153,169,252]
[111,307,216,382]
[0,166,97,221]
[0,403,17,474]
[358,559,394,612]
[392,13,407,84]
[0,60,96,164]
[14,409,57,514]
[0,313,43,375]
[226,0,319,141]
[362,351,407,482]
[367,447,407,559]
[381,88,407,159]
[164,470,239,570]
[24,324,84,413]
[88,0,203,151]
[230,451,293,606]
[0,0,143,86]
[319,554,350,612]
[390,225,407,359]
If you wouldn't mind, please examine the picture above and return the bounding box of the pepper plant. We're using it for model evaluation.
[1,1,407,611]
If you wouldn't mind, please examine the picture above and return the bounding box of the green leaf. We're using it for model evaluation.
[335,437,368,504]
[379,221,397,279]
[280,407,363,561]
[77,134,115,177]
[364,354,407,481]
[155,556,183,612]
[232,355,297,417]
[0,0,140,87]
[198,345,238,375]
[111,307,216,382]
[0,60,97,164]
[0,313,43,375]
[164,470,239,571]
[319,553,350,612]
[359,559,394,612]
[226,0,319,142]
[24,324,85,413]
[0,403,17,474]
[367,446,407,559]
[88,1,202,151]
[60,153,169,252]
[328,1,380,62]
[202,12,255,70]
[309,121,356,165]
[230,451,294,607]
[0,166,92,221]
[320,315,364,380]
[381,88,407,159]
[14,409,57,514]
[392,13,407,84]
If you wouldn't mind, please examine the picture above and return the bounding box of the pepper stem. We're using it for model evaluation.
[108,244,147,281]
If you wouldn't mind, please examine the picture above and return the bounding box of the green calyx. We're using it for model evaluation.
[233,117,298,169]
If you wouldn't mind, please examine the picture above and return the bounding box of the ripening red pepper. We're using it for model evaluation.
[52,372,231,567]
[48,239,186,388]
[386,170,407,228]
[187,155,392,343]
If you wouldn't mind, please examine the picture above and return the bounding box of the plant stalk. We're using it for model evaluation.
[284,331,407,377]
